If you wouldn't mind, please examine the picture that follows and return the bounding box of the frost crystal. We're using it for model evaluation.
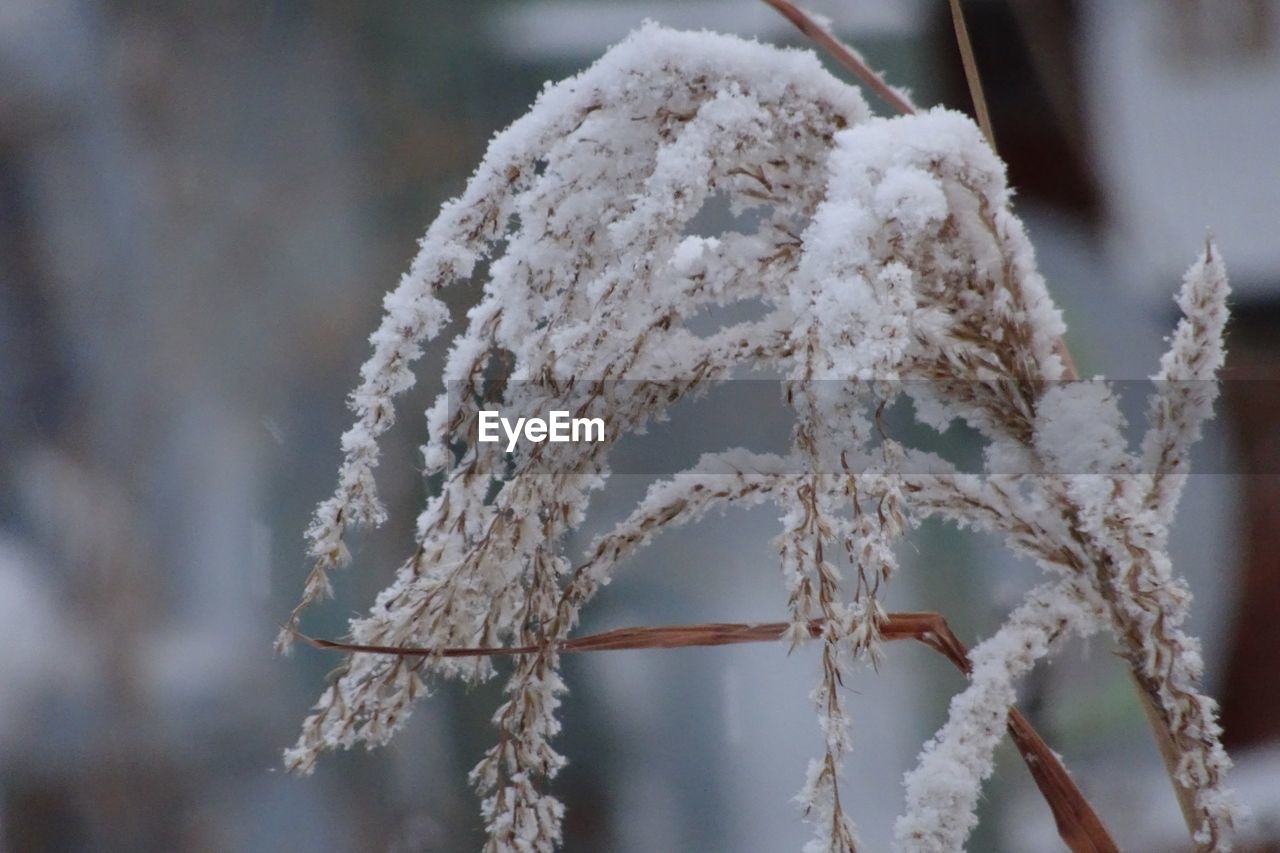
[283,24,1239,852]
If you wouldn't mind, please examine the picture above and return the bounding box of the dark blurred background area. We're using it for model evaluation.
[1,1,1277,851]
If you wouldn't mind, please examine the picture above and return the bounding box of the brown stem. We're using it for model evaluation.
[760,0,915,116]
[947,0,997,149]
[1004,708,1117,853]
[1133,671,1202,842]
[296,613,1117,852]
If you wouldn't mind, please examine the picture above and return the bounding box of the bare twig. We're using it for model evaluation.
[760,0,915,116]
[297,613,1118,852]
[1134,670,1203,845]
[947,0,997,149]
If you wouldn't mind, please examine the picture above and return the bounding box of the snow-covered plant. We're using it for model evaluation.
[281,21,1240,853]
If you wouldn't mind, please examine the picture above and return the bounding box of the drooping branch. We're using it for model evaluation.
[284,17,1238,851]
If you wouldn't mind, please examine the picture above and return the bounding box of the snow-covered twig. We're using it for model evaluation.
[895,581,1105,852]
[1142,241,1230,527]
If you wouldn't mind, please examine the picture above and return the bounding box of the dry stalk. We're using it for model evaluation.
[762,0,916,116]
[946,0,997,149]
[297,613,1118,853]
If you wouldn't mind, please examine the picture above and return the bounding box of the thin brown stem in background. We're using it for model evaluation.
[947,0,997,149]
[760,0,915,116]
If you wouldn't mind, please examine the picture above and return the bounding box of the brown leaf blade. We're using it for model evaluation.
[297,612,1119,851]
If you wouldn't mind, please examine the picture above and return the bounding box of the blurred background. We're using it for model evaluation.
[1,0,1278,850]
